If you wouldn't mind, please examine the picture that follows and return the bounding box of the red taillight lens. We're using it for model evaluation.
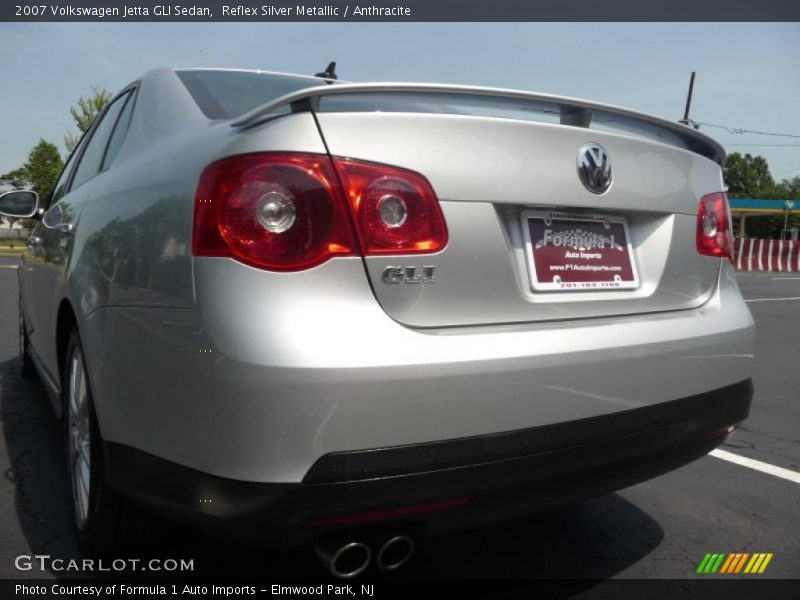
[696,192,733,260]
[193,153,357,272]
[194,153,448,271]
[332,157,448,255]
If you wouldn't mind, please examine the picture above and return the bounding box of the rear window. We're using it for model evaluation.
[319,92,692,152]
[177,70,325,119]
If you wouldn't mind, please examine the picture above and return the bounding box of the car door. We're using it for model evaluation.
[20,131,84,379]
[24,89,133,386]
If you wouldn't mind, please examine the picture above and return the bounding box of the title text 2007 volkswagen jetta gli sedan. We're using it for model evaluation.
[0,68,754,577]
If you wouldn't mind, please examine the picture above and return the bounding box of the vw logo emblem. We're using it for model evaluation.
[577,143,613,194]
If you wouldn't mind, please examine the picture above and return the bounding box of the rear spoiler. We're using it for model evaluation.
[231,82,725,165]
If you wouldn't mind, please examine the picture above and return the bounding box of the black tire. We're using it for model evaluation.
[18,298,36,379]
[63,327,144,555]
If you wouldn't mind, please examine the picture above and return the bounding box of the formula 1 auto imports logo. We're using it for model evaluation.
[696,552,774,574]
[535,228,624,252]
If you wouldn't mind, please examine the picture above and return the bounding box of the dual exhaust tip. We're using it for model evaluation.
[315,535,415,579]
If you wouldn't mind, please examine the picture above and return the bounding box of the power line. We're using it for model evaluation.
[692,121,800,139]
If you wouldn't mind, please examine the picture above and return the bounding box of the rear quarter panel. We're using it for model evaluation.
[74,78,329,440]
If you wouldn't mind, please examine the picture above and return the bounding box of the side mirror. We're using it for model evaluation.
[0,190,39,219]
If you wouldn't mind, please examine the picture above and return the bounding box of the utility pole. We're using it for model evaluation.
[679,72,696,128]
[783,200,795,240]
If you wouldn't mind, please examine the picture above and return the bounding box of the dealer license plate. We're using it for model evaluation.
[521,210,640,292]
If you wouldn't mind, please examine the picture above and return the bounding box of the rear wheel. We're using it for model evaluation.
[18,298,36,379]
[64,327,143,554]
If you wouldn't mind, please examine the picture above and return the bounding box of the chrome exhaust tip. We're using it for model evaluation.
[375,535,415,571]
[314,540,372,579]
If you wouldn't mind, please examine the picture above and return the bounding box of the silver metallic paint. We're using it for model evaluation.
[312,112,725,326]
[83,258,752,483]
[18,68,754,488]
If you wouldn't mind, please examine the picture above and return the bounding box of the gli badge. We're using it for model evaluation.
[382,266,436,284]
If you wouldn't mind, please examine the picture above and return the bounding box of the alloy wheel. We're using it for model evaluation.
[67,347,91,529]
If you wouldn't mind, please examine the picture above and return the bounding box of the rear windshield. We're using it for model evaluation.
[319,92,692,152]
[176,69,326,119]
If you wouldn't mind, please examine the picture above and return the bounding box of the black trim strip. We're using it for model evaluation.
[303,379,753,484]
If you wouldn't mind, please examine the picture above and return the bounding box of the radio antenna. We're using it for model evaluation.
[315,61,338,82]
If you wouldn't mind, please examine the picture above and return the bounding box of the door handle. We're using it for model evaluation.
[26,236,43,248]
[54,222,74,235]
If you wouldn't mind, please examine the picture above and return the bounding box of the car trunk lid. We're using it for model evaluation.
[235,85,726,328]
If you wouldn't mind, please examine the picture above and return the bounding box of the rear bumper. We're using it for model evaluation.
[105,379,752,549]
[87,259,755,484]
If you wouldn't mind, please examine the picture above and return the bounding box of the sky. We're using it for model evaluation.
[0,22,799,183]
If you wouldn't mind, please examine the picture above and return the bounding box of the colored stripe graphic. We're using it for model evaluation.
[734,553,749,573]
[699,553,724,573]
[745,554,761,573]
[758,553,773,573]
[710,553,725,573]
[722,553,739,573]
[719,554,736,573]
[699,552,774,574]
[721,553,738,573]
[697,553,713,573]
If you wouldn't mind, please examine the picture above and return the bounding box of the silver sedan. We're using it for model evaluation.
[0,67,754,578]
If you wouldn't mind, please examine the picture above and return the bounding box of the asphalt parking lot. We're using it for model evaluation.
[0,254,798,583]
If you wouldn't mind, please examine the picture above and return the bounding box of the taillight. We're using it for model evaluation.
[193,153,357,272]
[333,158,448,255]
[696,192,733,260]
[193,153,447,271]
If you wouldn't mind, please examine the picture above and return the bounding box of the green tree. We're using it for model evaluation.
[775,176,800,236]
[0,139,63,201]
[734,174,800,239]
[64,86,112,152]
[779,175,800,199]
[0,140,63,232]
[724,153,775,198]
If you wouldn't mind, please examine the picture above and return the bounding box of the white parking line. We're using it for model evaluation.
[0,265,18,269]
[745,296,800,302]
[710,449,800,484]
[772,277,800,280]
